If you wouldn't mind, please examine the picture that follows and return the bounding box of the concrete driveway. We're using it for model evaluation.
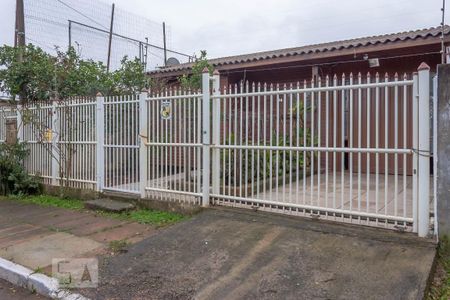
[79,207,436,300]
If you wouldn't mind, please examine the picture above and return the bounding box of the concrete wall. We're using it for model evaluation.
[437,64,450,238]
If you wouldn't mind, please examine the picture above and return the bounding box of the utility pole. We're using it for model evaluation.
[68,20,72,49]
[106,3,115,72]
[15,0,25,47]
[144,37,148,70]
[163,22,167,66]
[441,0,447,64]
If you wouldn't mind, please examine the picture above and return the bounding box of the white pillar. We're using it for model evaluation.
[96,93,105,192]
[211,70,221,195]
[16,104,23,143]
[139,90,148,199]
[412,73,418,233]
[51,100,60,186]
[202,68,211,207]
[417,62,431,238]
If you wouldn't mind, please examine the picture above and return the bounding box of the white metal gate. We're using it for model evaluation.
[140,90,204,204]
[2,64,433,237]
[141,65,432,237]
[100,95,140,194]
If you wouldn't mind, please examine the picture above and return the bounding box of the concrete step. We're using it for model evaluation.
[85,198,135,213]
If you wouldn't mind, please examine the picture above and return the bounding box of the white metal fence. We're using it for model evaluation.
[0,64,435,237]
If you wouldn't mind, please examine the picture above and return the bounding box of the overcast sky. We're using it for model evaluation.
[0,0,447,59]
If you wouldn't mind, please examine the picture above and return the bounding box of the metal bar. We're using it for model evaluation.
[384,73,389,221]
[162,22,167,66]
[212,80,414,99]
[210,194,414,223]
[103,100,139,105]
[139,91,148,198]
[349,74,354,213]
[201,70,210,207]
[433,74,438,237]
[412,73,419,232]
[417,64,430,237]
[366,73,371,214]
[212,72,221,194]
[96,94,104,192]
[68,19,193,59]
[145,187,201,197]
[106,3,115,72]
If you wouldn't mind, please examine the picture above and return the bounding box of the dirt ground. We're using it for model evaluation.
[0,278,47,299]
[78,207,436,300]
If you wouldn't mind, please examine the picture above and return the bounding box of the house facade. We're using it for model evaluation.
[149,27,449,175]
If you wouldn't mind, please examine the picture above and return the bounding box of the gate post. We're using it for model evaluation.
[51,99,60,186]
[202,68,211,207]
[139,90,148,199]
[211,70,221,196]
[412,73,418,233]
[16,105,22,143]
[417,63,431,238]
[96,93,105,192]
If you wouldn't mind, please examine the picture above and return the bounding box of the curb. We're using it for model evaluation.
[0,257,89,300]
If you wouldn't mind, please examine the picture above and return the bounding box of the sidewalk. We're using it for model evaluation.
[0,199,156,274]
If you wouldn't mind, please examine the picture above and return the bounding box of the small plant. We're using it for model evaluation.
[9,194,84,210]
[178,50,213,90]
[31,266,44,275]
[127,209,186,226]
[108,239,129,254]
[219,96,316,186]
[0,142,42,195]
[427,237,450,299]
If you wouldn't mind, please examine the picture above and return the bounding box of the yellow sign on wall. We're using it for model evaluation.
[44,128,53,142]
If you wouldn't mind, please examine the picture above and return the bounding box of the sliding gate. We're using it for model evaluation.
[141,66,432,236]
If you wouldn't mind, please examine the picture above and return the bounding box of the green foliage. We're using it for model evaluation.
[0,143,43,195]
[112,56,148,93]
[0,44,149,103]
[427,237,450,300]
[108,239,129,253]
[0,44,54,103]
[178,50,213,90]
[220,101,314,186]
[127,209,186,226]
[10,194,84,210]
[4,194,186,226]
[54,47,113,98]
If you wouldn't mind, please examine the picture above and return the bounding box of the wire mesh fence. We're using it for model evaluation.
[23,0,191,71]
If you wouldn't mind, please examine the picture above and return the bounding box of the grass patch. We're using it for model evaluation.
[128,209,186,226]
[427,237,450,300]
[5,194,84,210]
[108,239,129,253]
[2,194,187,227]
[96,209,186,227]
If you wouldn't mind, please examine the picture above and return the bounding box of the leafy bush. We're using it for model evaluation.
[221,131,314,186]
[0,143,42,195]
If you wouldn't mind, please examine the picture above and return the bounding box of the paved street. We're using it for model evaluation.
[0,279,46,299]
[79,207,436,300]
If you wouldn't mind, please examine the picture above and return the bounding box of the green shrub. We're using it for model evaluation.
[0,142,43,195]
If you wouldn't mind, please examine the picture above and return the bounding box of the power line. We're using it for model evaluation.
[55,0,108,30]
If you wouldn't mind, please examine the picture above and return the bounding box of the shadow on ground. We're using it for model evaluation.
[79,207,436,300]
